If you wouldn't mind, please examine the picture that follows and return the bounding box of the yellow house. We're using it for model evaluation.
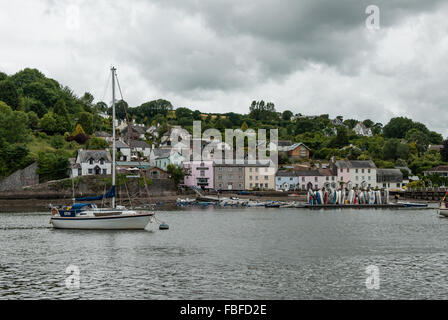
[244,163,276,191]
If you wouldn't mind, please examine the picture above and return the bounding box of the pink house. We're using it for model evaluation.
[183,160,214,190]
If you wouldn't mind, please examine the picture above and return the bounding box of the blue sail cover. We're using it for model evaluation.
[75,186,116,201]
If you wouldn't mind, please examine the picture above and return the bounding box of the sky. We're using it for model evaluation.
[0,0,447,136]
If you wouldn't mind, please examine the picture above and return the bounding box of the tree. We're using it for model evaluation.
[282,110,293,121]
[441,139,448,162]
[24,97,47,117]
[38,112,58,135]
[77,112,94,134]
[329,127,349,148]
[37,152,69,182]
[0,102,29,144]
[0,71,7,81]
[175,107,192,119]
[383,117,414,139]
[249,100,277,121]
[27,111,39,130]
[343,119,358,129]
[362,119,374,128]
[166,164,185,187]
[0,80,20,109]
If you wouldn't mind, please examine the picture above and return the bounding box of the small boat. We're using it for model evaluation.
[265,202,281,208]
[51,203,153,230]
[50,67,154,230]
[397,202,428,208]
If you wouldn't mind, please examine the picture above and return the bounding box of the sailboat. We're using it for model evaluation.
[50,67,154,230]
[438,191,448,217]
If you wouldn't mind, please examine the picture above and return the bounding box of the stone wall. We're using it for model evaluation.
[0,163,39,192]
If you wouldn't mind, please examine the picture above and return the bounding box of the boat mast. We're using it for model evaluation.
[111,66,116,209]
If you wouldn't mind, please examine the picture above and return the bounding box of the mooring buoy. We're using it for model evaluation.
[159,223,169,230]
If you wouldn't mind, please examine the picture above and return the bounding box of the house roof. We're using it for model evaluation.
[111,141,130,149]
[284,142,310,152]
[377,168,403,182]
[428,145,443,151]
[77,150,111,163]
[348,160,376,169]
[425,165,448,172]
[129,140,151,149]
[94,131,112,137]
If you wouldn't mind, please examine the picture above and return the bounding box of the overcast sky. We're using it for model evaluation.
[0,0,447,136]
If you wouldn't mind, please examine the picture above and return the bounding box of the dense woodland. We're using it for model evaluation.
[1,68,448,186]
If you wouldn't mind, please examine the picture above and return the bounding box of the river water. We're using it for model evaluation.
[1,207,448,299]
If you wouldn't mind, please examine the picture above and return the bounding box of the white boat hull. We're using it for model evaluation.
[51,213,153,230]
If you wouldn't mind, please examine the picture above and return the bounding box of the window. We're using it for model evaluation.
[356,176,359,181]
[250,168,253,172]
[255,168,259,172]
[314,177,318,182]
[368,169,371,173]
[89,158,94,165]
[200,170,205,177]
[239,176,243,180]
[302,177,305,182]
[326,177,329,181]
[340,176,344,181]
[368,176,371,180]
[265,183,268,188]
[218,175,222,180]
[265,176,268,180]
[100,158,105,165]
[228,167,233,172]
[250,176,253,180]
[290,178,293,181]
[102,169,107,174]
[239,168,243,172]
[355,169,358,173]
[88,169,93,174]
[219,184,222,188]
[239,184,243,188]
[256,176,259,180]
[362,169,364,173]
[250,183,253,187]
[396,183,400,187]
[218,167,222,171]
[78,168,81,176]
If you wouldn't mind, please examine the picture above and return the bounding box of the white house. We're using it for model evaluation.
[353,122,373,137]
[71,149,112,177]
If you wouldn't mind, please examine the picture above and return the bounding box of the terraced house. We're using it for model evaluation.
[214,163,245,191]
[245,161,276,191]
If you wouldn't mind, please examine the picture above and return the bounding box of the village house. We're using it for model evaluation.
[94,131,113,143]
[353,122,373,137]
[110,140,151,162]
[245,161,276,191]
[183,160,214,190]
[332,159,377,188]
[376,168,406,190]
[281,142,310,160]
[214,163,246,191]
[154,150,185,171]
[423,165,448,177]
[71,149,112,177]
[276,165,338,191]
[120,124,148,140]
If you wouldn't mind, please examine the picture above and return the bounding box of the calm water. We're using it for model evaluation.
[1,207,448,299]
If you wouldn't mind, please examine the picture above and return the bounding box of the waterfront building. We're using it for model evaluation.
[183,160,214,190]
[71,149,111,177]
[333,159,377,188]
[245,161,276,191]
[110,140,151,162]
[376,168,406,190]
[214,163,246,191]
